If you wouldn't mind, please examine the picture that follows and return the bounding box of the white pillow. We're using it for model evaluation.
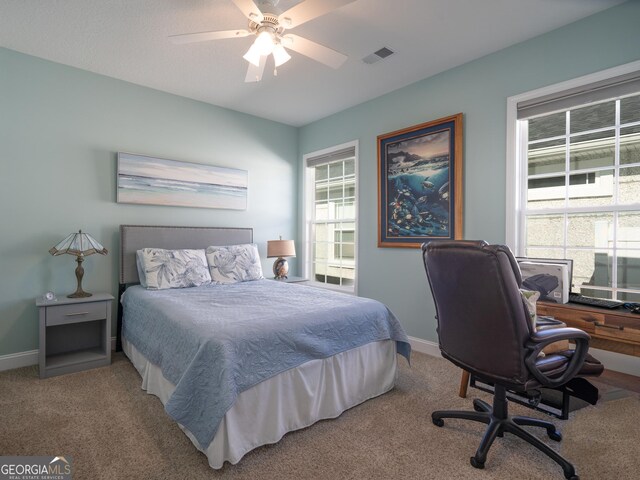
[135,250,148,288]
[206,243,264,284]
[137,248,212,290]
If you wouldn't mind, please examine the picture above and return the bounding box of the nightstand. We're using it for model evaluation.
[36,293,114,378]
[267,276,308,284]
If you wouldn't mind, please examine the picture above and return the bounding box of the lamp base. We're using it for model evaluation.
[68,290,92,299]
[67,255,92,298]
[272,257,289,280]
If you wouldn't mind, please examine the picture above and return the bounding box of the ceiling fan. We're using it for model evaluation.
[170,0,356,82]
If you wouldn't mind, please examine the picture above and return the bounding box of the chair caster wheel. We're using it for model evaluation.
[470,457,485,469]
[565,474,579,480]
[432,417,444,427]
[548,430,562,441]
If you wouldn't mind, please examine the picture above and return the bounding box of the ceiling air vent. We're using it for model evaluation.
[362,47,395,65]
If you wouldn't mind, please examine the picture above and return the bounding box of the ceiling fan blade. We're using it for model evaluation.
[284,34,347,69]
[169,29,250,44]
[245,55,267,82]
[279,0,356,29]
[232,0,264,23]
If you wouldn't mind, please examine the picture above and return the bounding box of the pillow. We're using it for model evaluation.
[137,248,212,290]
[206,243,264,284]
[519,288,540,331]
[135,251,148,288]
[519,288,572,356]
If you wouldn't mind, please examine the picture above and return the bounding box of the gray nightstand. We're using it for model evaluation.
[267,276,308,284]
[36,293,114,378]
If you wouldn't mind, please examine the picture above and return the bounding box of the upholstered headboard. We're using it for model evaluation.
[119,224,254,284]
[116,225,253,351]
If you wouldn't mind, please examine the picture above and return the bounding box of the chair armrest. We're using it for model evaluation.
[525,327,591,388]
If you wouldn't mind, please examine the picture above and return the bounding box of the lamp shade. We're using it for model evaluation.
[272,44,291,67]
[267,239,296,258]
[49,230,108,257]
[243,43,262,67]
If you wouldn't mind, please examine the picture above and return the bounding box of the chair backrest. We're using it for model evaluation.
[422,240,534,386]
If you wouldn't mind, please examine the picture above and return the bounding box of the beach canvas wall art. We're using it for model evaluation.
[377,114,463,248]
[117,153,248,210]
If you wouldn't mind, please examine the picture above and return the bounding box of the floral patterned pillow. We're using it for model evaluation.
[206,244,264,284]
[520,288,540,330]
[137,248,212,290]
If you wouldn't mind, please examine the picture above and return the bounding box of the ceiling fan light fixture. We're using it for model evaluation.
[272,44,291,67]
[254,30,276,56]
[243,44,262,66]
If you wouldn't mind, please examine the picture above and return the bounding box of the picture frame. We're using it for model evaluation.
[117,152,248,210]
[377,113,463,248]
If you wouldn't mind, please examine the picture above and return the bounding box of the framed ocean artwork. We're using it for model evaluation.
[377,113,463,248]
[117,152,248,210]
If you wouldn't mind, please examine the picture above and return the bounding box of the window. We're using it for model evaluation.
[303,142,358,291]
[509,66,640,302]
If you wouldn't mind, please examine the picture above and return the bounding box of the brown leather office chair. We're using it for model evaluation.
[422,240,603,480]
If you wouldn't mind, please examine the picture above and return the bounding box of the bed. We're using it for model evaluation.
[117,225,410,469]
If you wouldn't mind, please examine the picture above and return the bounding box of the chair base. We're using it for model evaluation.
[432,385,579,480]
[469,374,599,420]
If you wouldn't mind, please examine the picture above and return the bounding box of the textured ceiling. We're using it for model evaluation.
[0,0,626,126]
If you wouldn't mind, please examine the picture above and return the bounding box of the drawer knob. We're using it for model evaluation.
[65,311,89,317]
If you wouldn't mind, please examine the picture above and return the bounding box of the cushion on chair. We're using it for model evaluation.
[533,351,604,379]
[569,352,604,377]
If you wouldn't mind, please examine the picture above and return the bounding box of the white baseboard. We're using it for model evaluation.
[0,349,38,371]
[408,336,441,358]
[0,337,118,372]
[3,337,639,377]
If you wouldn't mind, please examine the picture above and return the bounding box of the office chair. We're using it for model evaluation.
[422,240,603,480]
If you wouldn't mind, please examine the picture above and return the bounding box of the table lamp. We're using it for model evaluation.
[267,237,296,280]
[49,230,108,298]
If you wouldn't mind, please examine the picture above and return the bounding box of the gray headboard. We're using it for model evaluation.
[119,224,253,284]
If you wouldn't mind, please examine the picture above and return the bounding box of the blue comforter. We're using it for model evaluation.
[122,280,410,449]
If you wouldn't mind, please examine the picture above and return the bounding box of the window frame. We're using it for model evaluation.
[506,60,640,300]
[302,140,359,294]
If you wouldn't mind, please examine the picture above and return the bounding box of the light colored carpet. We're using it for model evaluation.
[1,351,639,480]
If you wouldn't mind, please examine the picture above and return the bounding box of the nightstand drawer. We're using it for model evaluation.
[46,301,107,326]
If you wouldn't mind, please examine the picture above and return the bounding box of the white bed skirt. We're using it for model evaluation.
[123,338,398,468]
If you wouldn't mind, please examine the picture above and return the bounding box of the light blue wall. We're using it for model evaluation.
[0,48,298,356]
[299,1,640,342]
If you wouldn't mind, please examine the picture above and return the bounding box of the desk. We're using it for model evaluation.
[536,301,640,357]
[458,301,640,398]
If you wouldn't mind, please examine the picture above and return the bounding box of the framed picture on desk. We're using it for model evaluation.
[516,257,573,287]
[516,257,573,304]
